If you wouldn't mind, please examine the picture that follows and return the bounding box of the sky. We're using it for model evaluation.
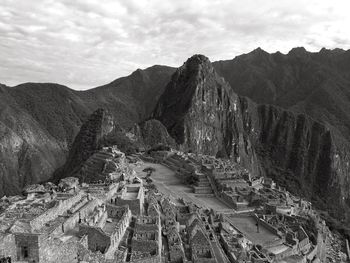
[0,0,349,90]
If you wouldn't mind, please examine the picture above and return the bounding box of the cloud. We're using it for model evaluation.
[0,0,349,89]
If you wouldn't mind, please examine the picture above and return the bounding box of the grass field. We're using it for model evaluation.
[226,215,280,246]
[132,162,232,211]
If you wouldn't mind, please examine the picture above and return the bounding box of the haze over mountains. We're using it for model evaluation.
[1,47,350,221]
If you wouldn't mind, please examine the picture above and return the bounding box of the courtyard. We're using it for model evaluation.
[226,215,281,246]
[132,162,232,212]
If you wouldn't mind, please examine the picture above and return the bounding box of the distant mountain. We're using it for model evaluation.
[1,47,350,224]
[0,65,174,196]
[89,65,176,122]
[213,47,350,142]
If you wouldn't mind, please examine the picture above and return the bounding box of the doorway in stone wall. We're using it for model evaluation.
[22,246,29,259]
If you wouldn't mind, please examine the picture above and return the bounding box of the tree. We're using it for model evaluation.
[142,166,156,177]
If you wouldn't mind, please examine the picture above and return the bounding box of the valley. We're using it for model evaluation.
[1,48,350,262]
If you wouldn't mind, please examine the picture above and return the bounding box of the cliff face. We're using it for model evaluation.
[153,55,350,219]
[213,48,350,142]
[153,55,261,175]
[243,100,350,217]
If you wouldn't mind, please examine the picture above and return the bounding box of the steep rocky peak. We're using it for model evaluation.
[184,54,211,67]
[153,54,236,150]
[288,46,309,57]
[52,108,115,182]
[153,54,224,115]
[176,54,213,79]
[84,108,114,137]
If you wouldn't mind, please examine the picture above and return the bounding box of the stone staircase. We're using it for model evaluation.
[193,173,213,194]
[82,151,116,182]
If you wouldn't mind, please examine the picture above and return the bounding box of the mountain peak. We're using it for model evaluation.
[53,108,115,182]
[181,54,212,73]
[288,46,308,56]
[252,47,266,53]
[186,54,210,64]
[242,47,270,62]
[153,54,233,147]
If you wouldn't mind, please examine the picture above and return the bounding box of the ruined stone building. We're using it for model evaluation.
[0,174,133,263]
[80,204,131,259]
[112,184,145,215]
[130,215,162,262]
[188,218,217,263]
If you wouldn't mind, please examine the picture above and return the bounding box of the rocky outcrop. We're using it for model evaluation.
[153,54,350,220]
[53,109,114,182]
[243,100,350,217]
[153,54,261,174]
[139,119,176,148]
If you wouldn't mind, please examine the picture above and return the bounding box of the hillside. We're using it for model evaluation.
[1,47,350,213]
[153,54,350,221]
[0,85,65,196]
[213,47,350,142]
[0,65,174,196]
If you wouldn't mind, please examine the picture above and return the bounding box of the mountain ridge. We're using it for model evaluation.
[153,54,350,221]
[1,47,350,217]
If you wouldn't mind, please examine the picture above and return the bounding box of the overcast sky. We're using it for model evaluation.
[0,0,349,90]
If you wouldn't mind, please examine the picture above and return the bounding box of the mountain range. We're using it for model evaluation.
[1,47,350,225]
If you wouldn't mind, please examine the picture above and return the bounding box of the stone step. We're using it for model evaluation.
[84,165,103,173]
[88,157,106,164]
[95,151,114,158]
[194,189,213,194]
[197,182,210,187]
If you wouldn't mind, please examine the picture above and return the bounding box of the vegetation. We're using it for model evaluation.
[142,167,156,177]
[185,173,199,185]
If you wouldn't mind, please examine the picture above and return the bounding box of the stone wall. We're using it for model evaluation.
[30,191,84,230]
[79,225,111,253]
[193,258,216,263]
[130,255,160,263]
[0,233,16,259]
[104,183,119,202]
[306,245,318,261]
[220,192,238,209]
[62,199,101,233]
[63,211,80,232]
[169,245,185,263]
[39,236,79,263]
[219,233,237,263]
[115,198,142,215]
[252,214,283,238]
[14,233,40,262]
[270,246,298,261]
